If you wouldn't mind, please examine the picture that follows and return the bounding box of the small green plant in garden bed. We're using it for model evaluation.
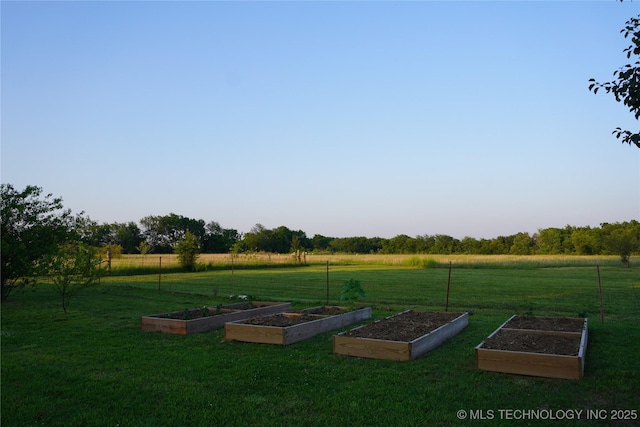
[340,278,365,308]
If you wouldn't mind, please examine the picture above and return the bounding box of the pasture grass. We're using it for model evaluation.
[107,253,628,275]
[2,257,639,426]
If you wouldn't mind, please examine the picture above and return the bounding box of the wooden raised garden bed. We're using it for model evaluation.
[140,301,292,335]
[333,310,469,361]
[224,306,372,345]
[475,315,588,379]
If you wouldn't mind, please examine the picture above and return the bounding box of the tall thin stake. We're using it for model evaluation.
[445,261,452,312]
[231,255,235,295]
[326,260,329,305]
[597,265,604,324]
[158,256,162,291]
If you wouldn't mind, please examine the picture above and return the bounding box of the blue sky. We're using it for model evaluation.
[2,1,639,239]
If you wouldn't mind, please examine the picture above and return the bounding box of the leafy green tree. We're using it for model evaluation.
[140,213,205,253]
[242,223,272,252]
[290,234,302,258]
[430,234,459,254]
[601,221,640,266]
[202,221,240,253]
[510,232,535,255]
[311,234,333,252]
[1,184,75,301]
[589,14,640,148]
[136,241,153,255]
[46,242,102,313]
[271,226,293,253]
[382,234,417,254]
[292,230,312,253]
[536,227,575,254]
[329,236,378,254]
[571,227,601,255]
[74,216,111,247]
[485,235,513,255]
[460,236,483,254]
[174,231,201,271]
[109,222,142,254]
[415,235,436,253]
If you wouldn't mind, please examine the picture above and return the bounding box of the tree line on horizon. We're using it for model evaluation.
[3,184,638,260]
[76,212,640,263]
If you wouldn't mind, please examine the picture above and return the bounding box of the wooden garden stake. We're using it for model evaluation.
[231,255,235,295]
[597,265,604,324]
[445,261,452,312]
[326,260,329,305]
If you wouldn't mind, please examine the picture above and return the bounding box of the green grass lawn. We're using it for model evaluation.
[2,261,639,426]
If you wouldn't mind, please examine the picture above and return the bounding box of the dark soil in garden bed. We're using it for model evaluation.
[299,306,348,316]
[244,314,323,327]
[342,311,463,342]
[165,308,235,320]
[482,329,581,356]
[504,316,584,332]
[163,302,275,320]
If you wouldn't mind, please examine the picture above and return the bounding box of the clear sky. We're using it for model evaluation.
[2,1,639,239]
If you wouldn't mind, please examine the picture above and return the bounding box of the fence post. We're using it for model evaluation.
[597,265,604,324]
[158,256,162,291]
[445,261,452,312]
[231,255,235,295]
[326,260,329,305]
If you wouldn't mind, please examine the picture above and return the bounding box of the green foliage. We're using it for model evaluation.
[589,14,640,148]
[140,213,206,253]
[174,231,201,271]
[202,221,240,253]
[243,224,311,254]
[339,278,365,307]
[509,232,535,255]
[46,242,102,313]
[0,184,76,301]
[136,241,153,256]
[601,221,640,266]
[108,222,143,254]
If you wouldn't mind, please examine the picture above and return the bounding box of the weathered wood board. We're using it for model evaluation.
[475,315,588,379]
[333,311,469,361]
[140,301,292,335]
[224,306,372,345]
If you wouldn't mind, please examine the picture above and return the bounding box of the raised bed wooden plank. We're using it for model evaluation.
[411,312,469,357]
[475,315,588,379]
[224,306,372,345]
[140,301,292,335]
[223,323,285,345]
[475,346,583,380]
[333,335,411,361]
[333,311,469,361]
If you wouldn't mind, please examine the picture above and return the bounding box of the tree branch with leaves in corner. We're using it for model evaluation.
[589,14,640,149]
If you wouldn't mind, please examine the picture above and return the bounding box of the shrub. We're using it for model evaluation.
[174,231,200,271]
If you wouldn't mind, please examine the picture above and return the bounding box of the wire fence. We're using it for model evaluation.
[101,255,640,321]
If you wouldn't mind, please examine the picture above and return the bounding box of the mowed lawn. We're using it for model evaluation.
[2,258,639,426]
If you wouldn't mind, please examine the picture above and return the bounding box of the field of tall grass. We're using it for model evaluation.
[2,256,638,426]
[109,252,628,273]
